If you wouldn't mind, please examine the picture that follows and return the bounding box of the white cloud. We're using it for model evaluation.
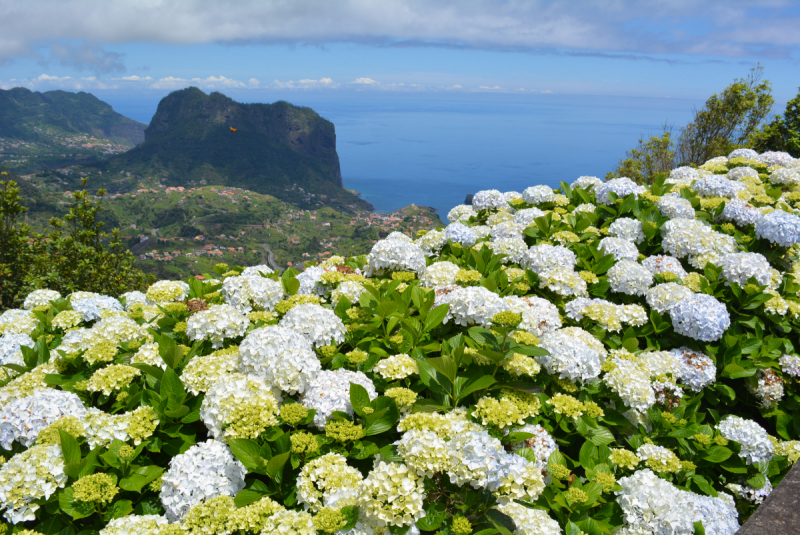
[0,0,795,65]
[272,77,340,89]
[478,85,502,90]
[121,75,153,81]
[353,77,378,85]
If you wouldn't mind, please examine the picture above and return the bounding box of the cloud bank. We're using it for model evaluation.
[0,0,797,70]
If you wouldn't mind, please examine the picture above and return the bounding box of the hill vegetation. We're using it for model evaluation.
[0,87,145,174]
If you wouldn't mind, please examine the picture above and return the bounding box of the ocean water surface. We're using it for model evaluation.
[106,92,699,215]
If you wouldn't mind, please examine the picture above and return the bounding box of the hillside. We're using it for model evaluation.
[0,87,146,173]
[92,87,370,212]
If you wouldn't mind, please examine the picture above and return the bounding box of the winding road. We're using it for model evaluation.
[259,243,280,271]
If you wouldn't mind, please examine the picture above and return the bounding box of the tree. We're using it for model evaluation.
[0,172,30,309]
[749,86,800,157]
[676,65,773,165]
[606,126,676,185]
[22,179,153,298]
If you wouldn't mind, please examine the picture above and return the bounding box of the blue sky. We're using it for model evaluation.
[1,1,799,107]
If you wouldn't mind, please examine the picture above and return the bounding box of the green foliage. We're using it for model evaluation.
[749,86,800,157]
[0,172,30,308]
[607,128,676,185]
[0,173,152,307]
[676,65,774,165]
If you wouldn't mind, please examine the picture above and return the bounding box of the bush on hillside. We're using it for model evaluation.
[2,149,800,534]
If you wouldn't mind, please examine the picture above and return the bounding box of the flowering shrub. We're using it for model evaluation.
[3,150,800,534]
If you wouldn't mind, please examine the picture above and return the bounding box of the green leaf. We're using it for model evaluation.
[586,426,615,446]
[59,429,81,465]
[691,475,718,497]
[104,499,134,520]
[129,362,164,382]
[160,367,186,407]
[454,372,496,400]
[415,502,446,531]
[485,508,516,535]
[378,444,404,463]
[746,472,767,489]
[349,383,372,416]
[228,439,268,474]
[694,521,707,535]
[427,355,457,384]
[266,451,291,480]
[702,446,733,463]
[363,397,399,436]
[423,304,449,332]
[579,441,598,470]
[283,276,300,296]
[119,465,164,492]
[340,505,360,531]
[235,489,267,507]
[592,254,617,275]
[58,487,95,520]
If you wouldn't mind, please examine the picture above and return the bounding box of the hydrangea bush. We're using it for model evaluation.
[2,150,800,534]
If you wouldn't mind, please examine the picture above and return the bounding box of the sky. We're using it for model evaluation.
[1,0,799,112]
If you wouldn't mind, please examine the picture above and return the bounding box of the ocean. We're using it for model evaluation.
[105,91,700,216]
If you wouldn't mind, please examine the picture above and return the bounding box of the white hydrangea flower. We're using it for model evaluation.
[595,177,645,205]
[472,224,492,239]
[72,296,124,322]
[297,452,363,512]
[598,237,639,262]
[770,167,800,185]
[758,150,795,167]
[661,218,736,266]
[357,461,426,529]
[0,310,39,336]
[609,217,645,244]
[640,255,688,278]
[504,191,522,202]
[160,439,247,522]
[513,207,546,226]
[445,430,507,489]
[200,372,280,439]
[669,166,699,184]
[490,220,525,241]
[366,239,426,276]
[22,289,61,310]
[717,416,774,465]
[447,204,476,224]
[671,347,717,392]
[571,175,603,191]
[538,327,607,383]
[489,237,528,264]
[472,189,509,210]
[182,350,240,395]
[296,265,327,295]
[521,244,577,274]
[727,166,759,181]
[442,222,477,246]
[670,294,730,341]
[68,291,100,303]
[415,229,447,256]
[646,283,694,313]
[374,354,419,380]
[749,369,784,408]
[718,199,761,226]
[522,185,556,205]
[81,407,130,448]
[637,350,682,378]
[120,291,148,309]
[145,280,190,304]
[494,502,561,535]
[729,148,759,160]
[727,478,773,504]
[436,286,509,327]
[604,358,655,412]
[186,304,248,348]
[658,193,695,219]
[755,210,800,247]
[538,268,588,298]
[279,303,346,348]
[504,295,561,337]
[692,175,746,198]
[99,515,169,535]
[0,333,32,369]
[397,428,451,478]
[239,325,320,395]
[0,443,67,523]
[131,342,165,369]
[508,423,558,481]
[0,389,86,450]
[608,260,653,296]
[573,202,596,214]
[221,274,284,313]
[779,354,800,377]
[332,280,366,307]
[302,370,377,428]
[719,252,771,287]
[420,261,460,289]
[242,264,274,276]
[564,298,647,332]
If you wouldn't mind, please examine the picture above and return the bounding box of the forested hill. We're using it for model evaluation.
[0,87,145,145]
[94,87,370,211]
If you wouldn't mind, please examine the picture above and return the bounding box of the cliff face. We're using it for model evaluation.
[143,87,342,186]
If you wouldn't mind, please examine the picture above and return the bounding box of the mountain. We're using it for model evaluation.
[0,87,146,173]
[94,87,370,211]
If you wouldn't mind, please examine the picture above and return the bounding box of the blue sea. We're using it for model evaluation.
[105,92,700,216]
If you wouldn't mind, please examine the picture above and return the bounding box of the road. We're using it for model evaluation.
[259,243,280,271]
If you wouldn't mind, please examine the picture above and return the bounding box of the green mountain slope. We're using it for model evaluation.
[0,87,146,173]
[95,87,370,211]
